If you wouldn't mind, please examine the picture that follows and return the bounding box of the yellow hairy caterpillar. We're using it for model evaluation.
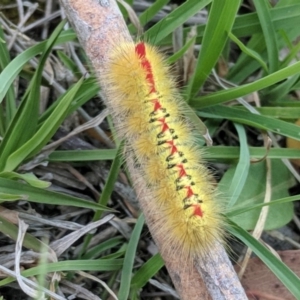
[102,41,224,259]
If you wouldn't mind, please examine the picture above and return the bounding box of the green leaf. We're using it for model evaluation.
[97,141,124,216]
[82,237,124,259]
[0,193,27,201]
[131,253,164,290]
[262,74,300,102]
[252,0,279,73]
[128,0,170,34]
[118,214,145,300]
[0,20,68,171]
[199,105,300,141]
[0,177,109,211]
[48,149,117,162]
[227,160,294,230]
[192,60,300,108]
[0,172,50,188]
[57,50,80,75]
[227,34,267,83]
[206,147,300,161]
[0,25,16,125]
[227,195,300,218]
[167,36,196,64]
[281,38,300,69]
[144,0,212,44]
[229,221,300,299]
[38,76,100,124]
[177,3,300,50]
[0,29,76,104]
[222,124,250,208]
[48,146,300,162]
[0,258,124,286]
[79,142,124,256]
[186,0,241,97]
[228,23,300,84]
[228,31,268,73]
[0,215,45,252]
[3,77,84,171]
[180,97,210,141]
[235,106,300,119]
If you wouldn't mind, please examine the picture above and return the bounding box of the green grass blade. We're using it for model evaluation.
[79,142,124,256]
[118,214,145,300]
[98,141,124,209]
[0,25,11,74]
[4,77,84,171]
[252,0,279,73]
[190,3,300,41]
[0,259,124,286]
[0,177,109,211]
[222,124,250,208]
[0,25,16,125]
[228,31,268,73]
[139,0,170,27]
[0,193,26,201]
[0,215,45,252]
[0,20,67,171]
[167,36,196,64]
[57,49,81,75]
[229,221,300,299]
[227,195,300,217]
[128,0,170,34]
[48,146,300,162]
[131,253,164,290]
[38,77,100,124]
[82,237,124,259]
[206,146,300,161]
[227,34,267,83]
[226,160,293,230]
[281,38,300,68]
[144,0,211,44]
[236,106,300,119]
[0,29,76,104]
[199,105,300,141]
[229,25,300,84]
[49,149,117,162]
[262,74,300,102]
[191,60,300,108]
[0,172,50,188]
[186,0,241,98]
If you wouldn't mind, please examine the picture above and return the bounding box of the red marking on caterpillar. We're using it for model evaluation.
[185,186,195,199]
[159,118,170,133]
[136,42,203,218]
[135,42,146,57]
[178,164,187,178]
[135,42,156,93]
[193,204,203,217]
[152,99,162,111]
[165,140,177,155]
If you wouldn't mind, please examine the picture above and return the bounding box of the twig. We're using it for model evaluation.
[59,0,247,298]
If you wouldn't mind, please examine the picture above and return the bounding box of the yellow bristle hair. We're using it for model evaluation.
[101,41,224,259]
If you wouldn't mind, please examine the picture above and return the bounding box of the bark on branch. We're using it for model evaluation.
[59,0,247,299]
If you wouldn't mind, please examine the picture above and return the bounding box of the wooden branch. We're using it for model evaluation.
[59,0,247,299]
